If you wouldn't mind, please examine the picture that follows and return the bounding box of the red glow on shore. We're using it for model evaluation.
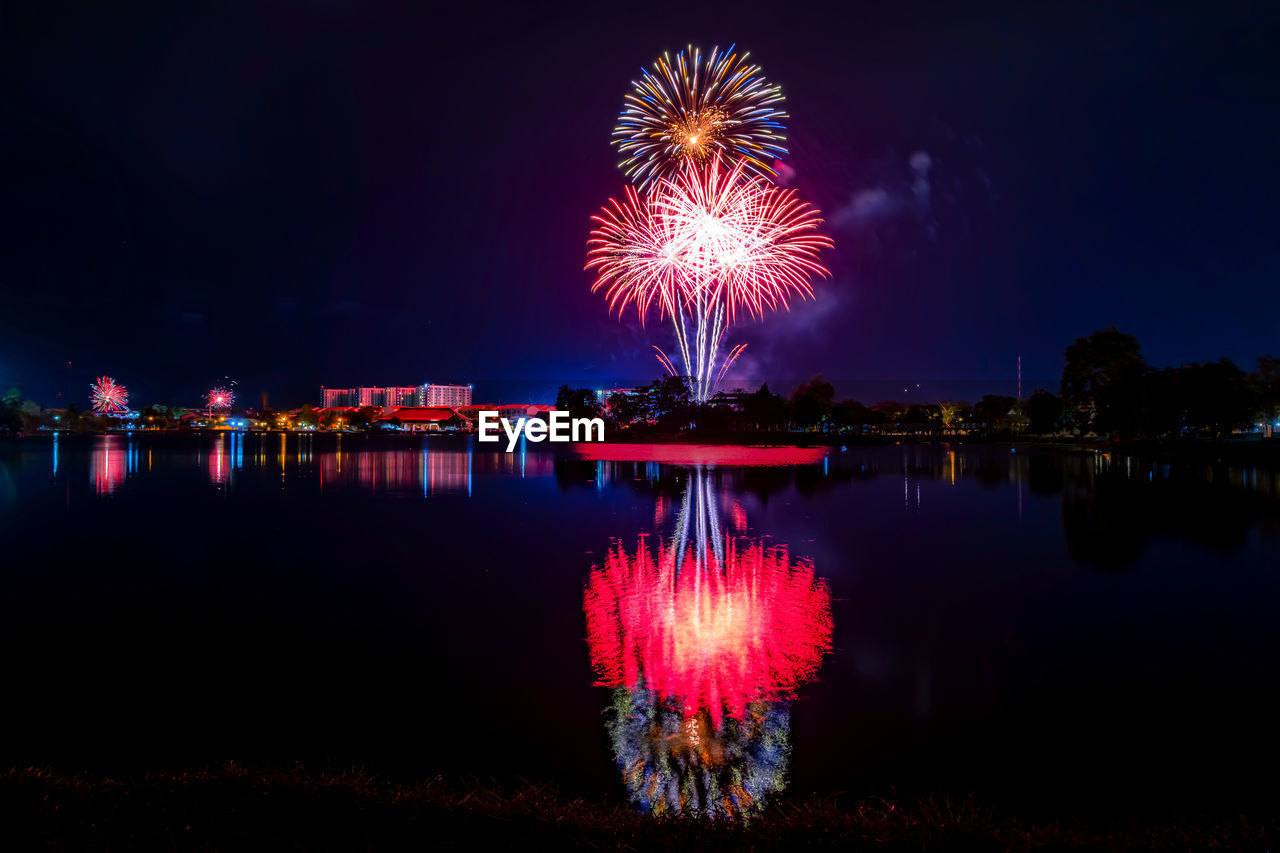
[585,538,832,727]
[572,443,826,467]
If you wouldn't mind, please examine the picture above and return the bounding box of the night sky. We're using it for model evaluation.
[3,1,1277,408]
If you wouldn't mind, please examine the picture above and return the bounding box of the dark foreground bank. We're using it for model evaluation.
[2,766,1273,851]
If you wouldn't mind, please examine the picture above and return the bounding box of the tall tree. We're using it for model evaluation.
[1177,359,1256,437]
[1060,327,1146,435]
[936,400,965,428]
[1252,355,1279,425]
[555,385,604,421]
[788,375,835,428]
[741,383,786,430]
[1025,389,1064,434]
[831,398,880,429]
[606,391,643,426]
[973,394,1017,428]
[647,376,692,423]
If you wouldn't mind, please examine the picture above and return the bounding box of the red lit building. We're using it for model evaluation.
[321,384,471,409]
[377,407,470,432]
[419,383,472,408]
[321,386,419,408]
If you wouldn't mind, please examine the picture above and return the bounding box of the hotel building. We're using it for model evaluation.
[321,383,472,409]
[417,383,472,408]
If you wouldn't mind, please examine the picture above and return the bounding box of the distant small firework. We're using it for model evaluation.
[90,376,129,414]
[205,386,235,412]
[614,45,788,189]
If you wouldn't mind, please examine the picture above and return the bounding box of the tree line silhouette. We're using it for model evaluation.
[558,327,1278,438]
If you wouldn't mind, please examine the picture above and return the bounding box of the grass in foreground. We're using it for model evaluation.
[1,764,1274,851]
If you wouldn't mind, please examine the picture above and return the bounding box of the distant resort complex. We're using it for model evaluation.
[320,383,473,409]
[306,383,558,433]
[2,379,555,435]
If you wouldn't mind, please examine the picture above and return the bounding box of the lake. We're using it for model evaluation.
[1,433,1277,817]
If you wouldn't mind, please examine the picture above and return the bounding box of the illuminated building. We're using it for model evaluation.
[418,383,472,408]
[594,387,641,403]
[322,385,471,409]
[321,387,355,408]
[381,386,420,407]
[321,386,419,408]
[377,407,470,432]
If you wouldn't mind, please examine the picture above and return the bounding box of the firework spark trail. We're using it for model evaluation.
[714,343,748,391]
[614,44,788,190]
[652,346,678,377]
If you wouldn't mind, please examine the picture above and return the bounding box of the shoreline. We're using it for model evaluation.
[2,765,1273,851]
[6,428,1278,457]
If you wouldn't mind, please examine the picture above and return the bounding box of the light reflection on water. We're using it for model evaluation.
[89,435,137,495]
[202,434,556,495]
[56,435,1280,512]
[206,433,244,487]
[61,434,1280,579]
[585,465,833,817]
[3,435,1280,812]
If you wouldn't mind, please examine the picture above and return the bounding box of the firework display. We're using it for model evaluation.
[591,46,831,401]
[89,376,129,414]
[614,45,788,189]
[205,386,235,413]
[588,153,831,401]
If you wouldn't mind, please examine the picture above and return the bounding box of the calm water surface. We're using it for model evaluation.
[1,434,1277,815]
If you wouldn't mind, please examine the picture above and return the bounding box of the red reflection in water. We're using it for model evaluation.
[208,437,228,485]
[425,450,470,495]
[585,537,832,728]
[90,437,127,495]
[316,449,476,495]
[573,443,827,467]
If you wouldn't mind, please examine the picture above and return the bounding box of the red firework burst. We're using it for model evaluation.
[587,153,831,324]
[586,154,831,400]
[89,376,129,414]
[205,386,235,412]
[657,153,832,322]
